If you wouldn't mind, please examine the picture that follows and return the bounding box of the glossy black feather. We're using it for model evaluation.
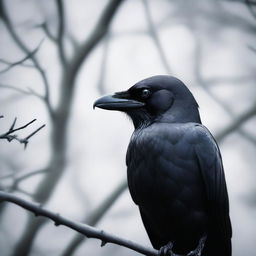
[94,75,232,256]
[126,123,232,255]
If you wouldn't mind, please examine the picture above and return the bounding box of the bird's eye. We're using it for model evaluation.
[141,89,151,99]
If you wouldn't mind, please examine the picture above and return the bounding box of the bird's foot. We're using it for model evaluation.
[158,242,176,256]
[187,235,207,256]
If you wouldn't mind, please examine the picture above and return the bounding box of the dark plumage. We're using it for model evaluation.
[94,75,232,256]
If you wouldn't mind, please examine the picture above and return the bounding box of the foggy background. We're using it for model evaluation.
[0,0,256,255]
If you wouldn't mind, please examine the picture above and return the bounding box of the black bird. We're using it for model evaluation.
[94,75,232,256]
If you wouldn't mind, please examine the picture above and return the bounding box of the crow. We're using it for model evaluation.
[94,75,232,256]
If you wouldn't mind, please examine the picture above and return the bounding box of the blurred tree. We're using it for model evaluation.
[0,0,256,256]
[0,0,124,255]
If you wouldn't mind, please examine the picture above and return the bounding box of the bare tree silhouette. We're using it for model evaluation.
[0,0,256,256]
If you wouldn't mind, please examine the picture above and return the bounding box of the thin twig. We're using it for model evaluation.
[0,117,45,148]
[0,2,53,117]
[0,60,34,68]
[0,191,158,256]
[0,39,44,74]
[4,118,36,135]
[14,188,34,197]
[0,169,47,198]
[25,124,45,140]
[215,102,256,142]
[0,84,44,100]
[142,0,172,74]
[15,170,47,184]
[34,22,57,42]
[9,1,125,254]
[22,124,46,149]
[193,36,256,144]
[57,0,124,124]
[55,0,67,67]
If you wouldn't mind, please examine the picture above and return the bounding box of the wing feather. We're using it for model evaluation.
[194,125,232,256]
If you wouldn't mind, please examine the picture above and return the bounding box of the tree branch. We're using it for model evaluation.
[142,0,172,74]
[0,83,45,100]
[9,2,125,255]
[0,117,45,148]
[55,0,67,67]
[0,39,43,74]
[0,191,158,256]
[0,169,47,195]
[192,35,256,144]
[215,102,256,142]
[35,22,57,42]
[0,1,54,117]
[62,179,127,256]
[59,0,124,103]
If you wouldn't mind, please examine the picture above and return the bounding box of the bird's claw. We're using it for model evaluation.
[158,242,175,256]
[187,235,207,256]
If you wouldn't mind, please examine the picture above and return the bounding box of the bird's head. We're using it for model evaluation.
[94,75,201,129]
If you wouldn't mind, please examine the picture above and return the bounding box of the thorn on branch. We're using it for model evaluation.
[101,240,107,247]
[54,213,61,226]
[34,203,43,217]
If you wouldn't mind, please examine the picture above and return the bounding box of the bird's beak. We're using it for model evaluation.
[93,92,145,111]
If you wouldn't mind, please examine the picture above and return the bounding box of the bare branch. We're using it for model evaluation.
[15,170,46,184]
[0,168,47,203]
[97,34,110,95]
[61,0,123,88]
[5,118,36,135]
[0,1,53,117]
[0,191,158,256]
[0,84,44,100]
[34,22,57,42]
[0,169,45,183]
[14,188,34,197]
[0,39,43,74]
[201,87,256,144]
[22,124,46,149]
[62,179,127,256]
[0,59,34,68]
[216,102,256,142]
[9,1,125,255]
[67,32,79,50]
[0,117,45,148]
[55,0,67,66]
[193,35,256,144]
[142,0,172,74]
